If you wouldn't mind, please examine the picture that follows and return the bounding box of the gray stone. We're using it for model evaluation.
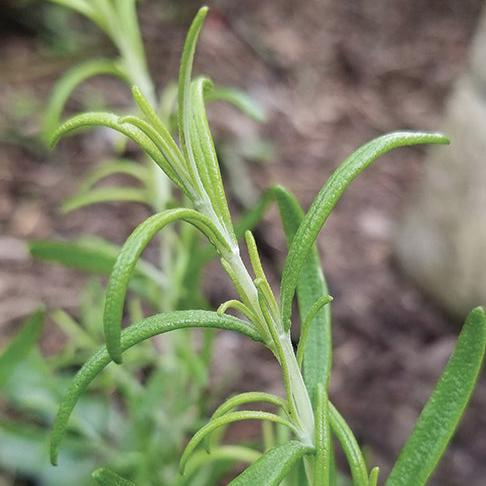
[395,14,486,316]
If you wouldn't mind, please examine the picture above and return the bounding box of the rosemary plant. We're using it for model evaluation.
[1,1,264,484]
[46,6,486,486]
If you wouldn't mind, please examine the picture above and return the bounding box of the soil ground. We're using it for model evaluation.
[1,1,485,484]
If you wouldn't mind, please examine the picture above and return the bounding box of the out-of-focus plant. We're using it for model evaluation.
[45,6,486,485]
[1,1,266,485]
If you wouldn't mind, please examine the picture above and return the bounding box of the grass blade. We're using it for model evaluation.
[386,306,486,486]
[50,310,263,465]
[280,132,449,330]
[228,441,314,486]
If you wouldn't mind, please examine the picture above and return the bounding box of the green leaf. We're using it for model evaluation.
[204,391,289,450]
[233,185,334,402]
[369,467,380,486]
[297,295,333,368]
[103,208,230,363]
[42,58,127,142]
[180,411,299,474]
[272,185,333,403]
[206,85,266,122]
[228,441,314,486]
[77,159,149,194]
[189,77,236,242]
[29,239,117,275]
[314,384,331,486]
[280,132,449,331]
[50,310,263,465]
[50,112,188,195]
[92,467,135,485]
[48,0,107,31]
[0,308,44,388]
[29,238,165,291]
[177,6,208,168]
[329,403,368,486]
[61,187,149,213]
[183,446,262,481]
[386,306,486,486]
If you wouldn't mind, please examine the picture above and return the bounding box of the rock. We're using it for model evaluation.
[395,9,486,317]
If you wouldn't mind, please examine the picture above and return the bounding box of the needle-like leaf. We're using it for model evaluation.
[42,58,127,142]
[280,132,449,331]
[369,467,380,486]
[183,446,262,480]
[50,112,188,194]
[205,85,266,122]
[50,310,263,465]
[329,403,369,486]
[272,185,333,403]
[314,383,331,486]
[103,208,230,363]
[189,77,236,242]
[386,306,486,486]
[77,159,149,193]
[61,187,149,213]
[204,392,289,451]
[180,411,299,474]
[228,441,314,486]
[92,467,135,485]
[297,295,333,368]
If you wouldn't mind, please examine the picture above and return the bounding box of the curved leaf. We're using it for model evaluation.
[386,306,486,486]
[50,112,188,194]
[29,238,165,288]
[42,58,127,142]
[177,6,207,166]
[228,441,314,486]
[329,403,368,486]
[189,77,235,242]
[92,467,135,486]
[280,132,449,330]
[103,208,229,363]
[48,0,107,30]
[205,391,289,451]
[183,446,262,480]
[180,411,298,474]
[77,159,149,193]
[206,85,266,122]
[50,310,262,465]
[61,187,149,213]
[29,239,116,275]
[210,392,288,421]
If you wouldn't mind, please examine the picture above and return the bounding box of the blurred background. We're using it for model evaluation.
[1,0,485,485]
